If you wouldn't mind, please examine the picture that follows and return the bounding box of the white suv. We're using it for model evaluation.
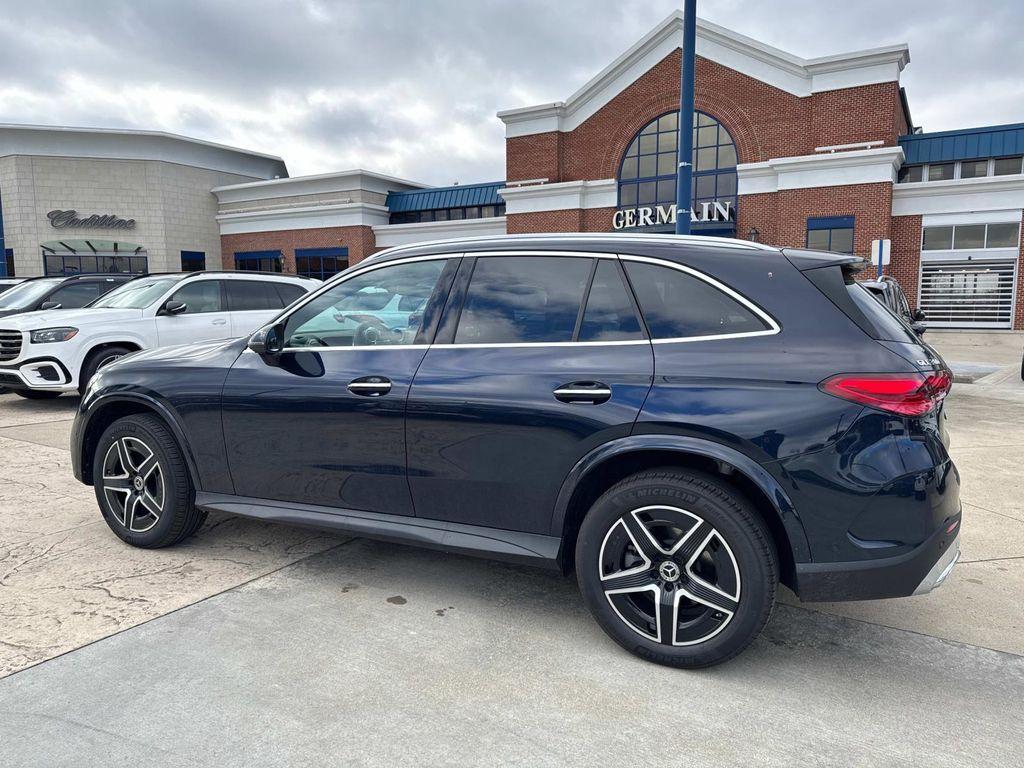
[0,271,318,398]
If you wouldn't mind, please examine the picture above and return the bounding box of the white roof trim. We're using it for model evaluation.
[212,168,427,203]
[216,201,391,235]
[498,179,617,214]
[373,216,507,248]
[0,122,288,179]
[498,12,909,138]
[892,174,1024,217]
[737,145,904,194]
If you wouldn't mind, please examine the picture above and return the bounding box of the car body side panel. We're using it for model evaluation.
[75,338,246,493]
[406,342,654,533]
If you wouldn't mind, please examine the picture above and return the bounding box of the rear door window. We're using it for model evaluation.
[454,256,591,344]
[578,260,645,342]
[623,260,771,339]
[225,280,281,311]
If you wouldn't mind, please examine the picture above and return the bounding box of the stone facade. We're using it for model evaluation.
[0,154,258,276]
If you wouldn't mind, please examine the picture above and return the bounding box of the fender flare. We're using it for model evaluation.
[550,434,811,563]
[79,390,202,489]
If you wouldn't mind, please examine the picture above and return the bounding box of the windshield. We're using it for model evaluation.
[91,277,181,309]
[0,278,64,310]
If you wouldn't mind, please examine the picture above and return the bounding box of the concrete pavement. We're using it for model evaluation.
[1,362,1023,765]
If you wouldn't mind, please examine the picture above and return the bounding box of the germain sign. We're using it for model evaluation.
[612,200,733,230]
[47,209,136,230]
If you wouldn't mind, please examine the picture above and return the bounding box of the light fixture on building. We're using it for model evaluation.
[747,227,760,242]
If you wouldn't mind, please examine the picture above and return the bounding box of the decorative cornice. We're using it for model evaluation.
[498,179,617,214]
[373,216,507,248]
[212,169,426,203]
[498,12,909,137]
[737,146,904,194]
[216,202,390,235]
[892,173,1024,217]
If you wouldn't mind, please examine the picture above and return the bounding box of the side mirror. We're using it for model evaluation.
[39,301,62,310]
[162,300,187,316]
[248,323,285,360]
[912,308,926,322]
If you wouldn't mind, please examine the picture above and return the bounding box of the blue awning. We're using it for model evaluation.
[900,123,1024,164]
[386,181,505,213]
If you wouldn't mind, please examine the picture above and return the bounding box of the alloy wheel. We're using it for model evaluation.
[101,436,165,533]
[599,505,741,646]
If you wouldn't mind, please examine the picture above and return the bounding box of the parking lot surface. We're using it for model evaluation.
[1,335,1023,765]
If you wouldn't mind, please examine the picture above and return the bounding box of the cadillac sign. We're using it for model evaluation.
[47,209,136,230]
[612,201,733,230]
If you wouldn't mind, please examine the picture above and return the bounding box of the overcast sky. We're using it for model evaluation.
[0,0,1020,184]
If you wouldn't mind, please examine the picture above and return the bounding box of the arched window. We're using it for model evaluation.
[617,111,738,231]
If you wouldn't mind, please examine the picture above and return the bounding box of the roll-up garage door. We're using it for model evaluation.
[919,259,1016,328]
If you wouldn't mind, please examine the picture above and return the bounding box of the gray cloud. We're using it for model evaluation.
[0,0,1020,182]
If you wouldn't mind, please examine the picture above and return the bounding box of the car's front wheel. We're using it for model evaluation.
[93,414,206,548]
[576,468,777,668]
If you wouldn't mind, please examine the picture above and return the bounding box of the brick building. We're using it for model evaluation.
[3,12,1022,329]
[206,12,1024,330]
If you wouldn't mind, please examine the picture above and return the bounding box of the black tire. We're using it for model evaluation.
[79,345,134,394]
[92,414,206,548]
[13,389,61,399]
[575,468,778,669]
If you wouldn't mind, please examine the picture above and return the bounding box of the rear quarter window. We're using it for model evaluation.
[623,260,771,339]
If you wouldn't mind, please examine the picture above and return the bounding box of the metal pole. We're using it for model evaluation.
[675,0,697,235]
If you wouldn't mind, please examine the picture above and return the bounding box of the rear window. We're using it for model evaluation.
[623,261,770,339]
[846,279,919,343]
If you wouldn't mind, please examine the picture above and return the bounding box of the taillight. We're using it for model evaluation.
[819,370,951,416]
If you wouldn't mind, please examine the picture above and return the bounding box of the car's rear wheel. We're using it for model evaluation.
[92,414,206,548]
[13,389,61,399]
[80,345,134,394]
[575,468,777,668]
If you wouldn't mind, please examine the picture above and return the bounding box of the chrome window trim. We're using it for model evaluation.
[619,253,781,342]
[266,248,780,353]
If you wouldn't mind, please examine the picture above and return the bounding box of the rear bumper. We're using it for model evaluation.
[793,517,961,602]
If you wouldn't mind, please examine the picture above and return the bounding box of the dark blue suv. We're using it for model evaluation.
[71,234,961,667]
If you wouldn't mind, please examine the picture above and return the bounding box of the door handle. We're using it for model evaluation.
[212,318,227,325]
[348,376,392,397]
[553,381,612,404]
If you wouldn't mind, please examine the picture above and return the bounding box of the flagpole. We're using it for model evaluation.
[675,0,697,235]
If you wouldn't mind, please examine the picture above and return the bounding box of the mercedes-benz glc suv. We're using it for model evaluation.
[71,234,961,668]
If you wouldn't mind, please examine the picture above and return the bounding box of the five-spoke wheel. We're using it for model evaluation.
[577,469,777,668]
[101,436,165,533]
[93,414,207,548]
[599,505,741,647]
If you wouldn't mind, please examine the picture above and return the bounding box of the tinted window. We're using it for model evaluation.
[623,261,769,339]
[225,280,280,311]
[928,163,955,181]
[168,280,223,314]
[455,256,591,344]
[579,260,644,342]
[46,281,104,308]
[274,283,307,306]
[845,280,918,343]
[922,226,954,250]
[285,260,447,347]
[993,156,1023,176]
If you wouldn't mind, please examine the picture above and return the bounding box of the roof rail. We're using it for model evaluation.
[364,232,776,263]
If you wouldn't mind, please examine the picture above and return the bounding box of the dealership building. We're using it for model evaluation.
[2,12,1023,329]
